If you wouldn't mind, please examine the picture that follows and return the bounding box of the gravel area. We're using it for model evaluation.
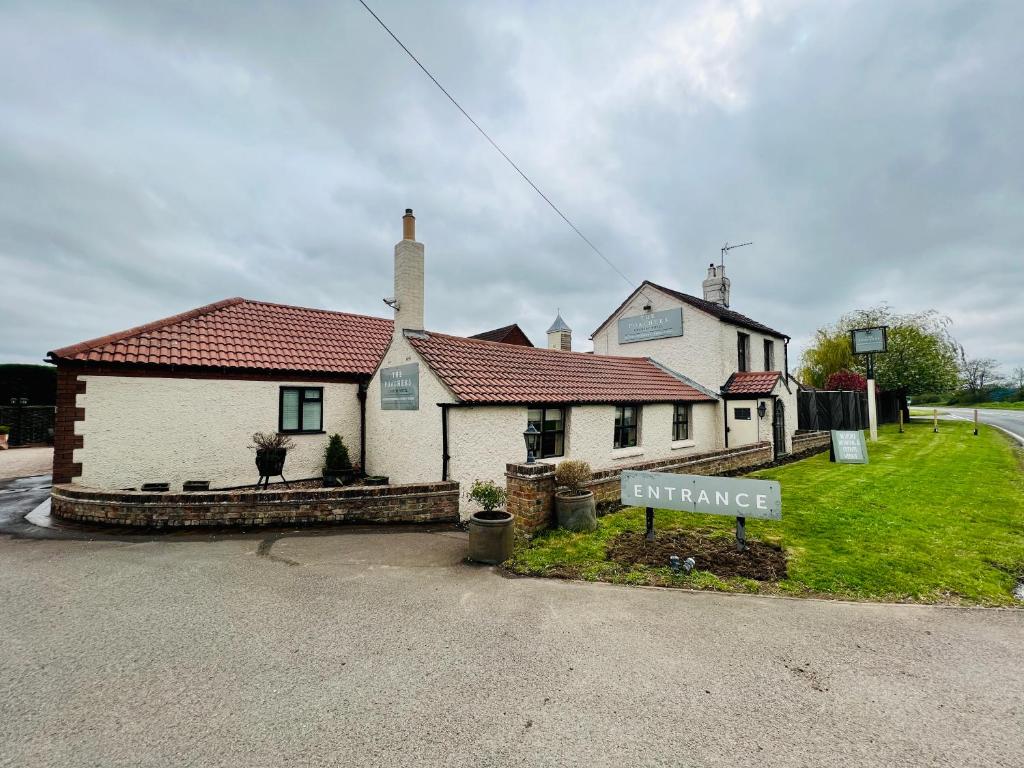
[0,446,51,481]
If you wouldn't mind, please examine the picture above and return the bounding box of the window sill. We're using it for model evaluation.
[670,439,696,450]
[279,430,326,436]
[610,447,644,460]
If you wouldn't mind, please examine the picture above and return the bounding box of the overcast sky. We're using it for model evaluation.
[1,0,1021,376]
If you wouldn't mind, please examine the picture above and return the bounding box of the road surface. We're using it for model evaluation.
[930,406,1024,444]
[0,498,1021,766]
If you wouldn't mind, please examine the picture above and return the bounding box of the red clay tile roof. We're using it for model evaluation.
[722,371,782,395]
[469,323,534,347]
[407,332,716,404]
[592,280,788,339]
[48,298,394,376]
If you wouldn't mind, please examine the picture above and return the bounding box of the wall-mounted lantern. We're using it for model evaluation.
[523,424,540,464]
[757,401,768,419]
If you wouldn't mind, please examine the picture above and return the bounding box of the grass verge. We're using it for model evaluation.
[506,421,1024,605]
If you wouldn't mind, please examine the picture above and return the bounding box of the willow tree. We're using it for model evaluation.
[799,305,960,395]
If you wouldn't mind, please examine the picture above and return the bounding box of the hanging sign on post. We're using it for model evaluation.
[850,326,888,442]
[850,326,888,354]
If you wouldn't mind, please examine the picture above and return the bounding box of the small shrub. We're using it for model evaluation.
[469,480,506,512]
[0,425,10,435]
[250,431,295,451]
[555,459,592,496]
[323,433,352,472]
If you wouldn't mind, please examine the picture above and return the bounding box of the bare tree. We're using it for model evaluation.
[960,357,1000,396]
[1013,366,1024,393]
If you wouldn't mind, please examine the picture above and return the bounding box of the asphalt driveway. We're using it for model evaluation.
[1,522,1021,767]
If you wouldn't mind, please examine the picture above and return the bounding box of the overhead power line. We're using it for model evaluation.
[355,0,640,293]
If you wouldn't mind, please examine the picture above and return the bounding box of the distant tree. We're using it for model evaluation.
[825,369,867,391]
[799,305,960,395]
[959,357,1001,398]
[1012,366,1024,393]
[798,331,854,388]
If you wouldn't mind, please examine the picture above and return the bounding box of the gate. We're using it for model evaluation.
[772,398,786,459]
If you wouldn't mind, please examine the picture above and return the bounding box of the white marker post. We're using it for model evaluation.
[867,375,878,442]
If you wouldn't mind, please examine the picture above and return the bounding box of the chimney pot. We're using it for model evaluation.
[402,209,416,241]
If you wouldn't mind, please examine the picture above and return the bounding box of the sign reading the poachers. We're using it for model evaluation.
[380,363,419,410]
[830,430,868,463]
[850,326,887,355]
[617,308,684,344]
[621,470,782,521]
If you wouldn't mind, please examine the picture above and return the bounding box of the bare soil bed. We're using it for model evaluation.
[606,530,787,581]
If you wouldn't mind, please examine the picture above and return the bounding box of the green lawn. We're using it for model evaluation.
[974,401,1024,411]
[507,421,1024,605]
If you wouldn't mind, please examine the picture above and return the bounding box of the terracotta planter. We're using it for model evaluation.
[467,510,515,564]
[555,491,598,532]
[0,433,8,450]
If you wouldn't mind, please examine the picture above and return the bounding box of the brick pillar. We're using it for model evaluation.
[53,367,85,485]
[505,463,555,533]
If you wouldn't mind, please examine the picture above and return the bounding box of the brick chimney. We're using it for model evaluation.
[392,208,424,335]
[702,263,731,307]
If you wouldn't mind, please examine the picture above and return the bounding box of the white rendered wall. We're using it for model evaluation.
[75,376,361,490]
[592,286,725,388]
[364,334,455,485]
[444,401,719,514]
[725,398,763,447]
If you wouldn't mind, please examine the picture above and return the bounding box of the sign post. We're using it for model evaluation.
[622,471,781,553]
[850,327,888,442]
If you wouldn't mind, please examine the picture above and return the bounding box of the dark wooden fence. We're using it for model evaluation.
[797,389,909,431]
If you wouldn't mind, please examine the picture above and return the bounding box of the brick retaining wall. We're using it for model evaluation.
[792,430,832,458]
[586,443,774,510]
[505,439,827,533]
[51,481,460,529]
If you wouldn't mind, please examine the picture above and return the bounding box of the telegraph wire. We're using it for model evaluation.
[355,0,643,295]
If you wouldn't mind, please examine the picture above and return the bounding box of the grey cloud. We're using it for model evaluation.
[0,0,1021,376]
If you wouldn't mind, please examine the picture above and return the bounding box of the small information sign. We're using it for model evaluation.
[381,363,419,410]
[617,308,684,344]
[830,430,869,463]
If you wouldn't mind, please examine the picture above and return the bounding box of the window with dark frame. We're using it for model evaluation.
[279,387,323,433]
[672,404,691,441]
[527,406,565,458]
[734,407,752,420]
[737,332,750,372]
[764,339,775,371]
[614,405,639,448]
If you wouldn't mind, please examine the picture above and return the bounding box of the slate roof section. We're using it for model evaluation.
[546,312,571,334]
[48,298,394,376]
[591,280,788,339]
[406,332,716,405]
[722,371,782,396]
[469,323,534,347]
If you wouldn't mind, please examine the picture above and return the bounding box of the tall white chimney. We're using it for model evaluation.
[702,263,730,307]
[392,208,424,335]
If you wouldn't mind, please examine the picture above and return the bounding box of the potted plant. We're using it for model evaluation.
[0,425,9,450]
[467,479,514,564]
[554,460,597,532]
[250,431,295,482]
[322,433,356,486]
